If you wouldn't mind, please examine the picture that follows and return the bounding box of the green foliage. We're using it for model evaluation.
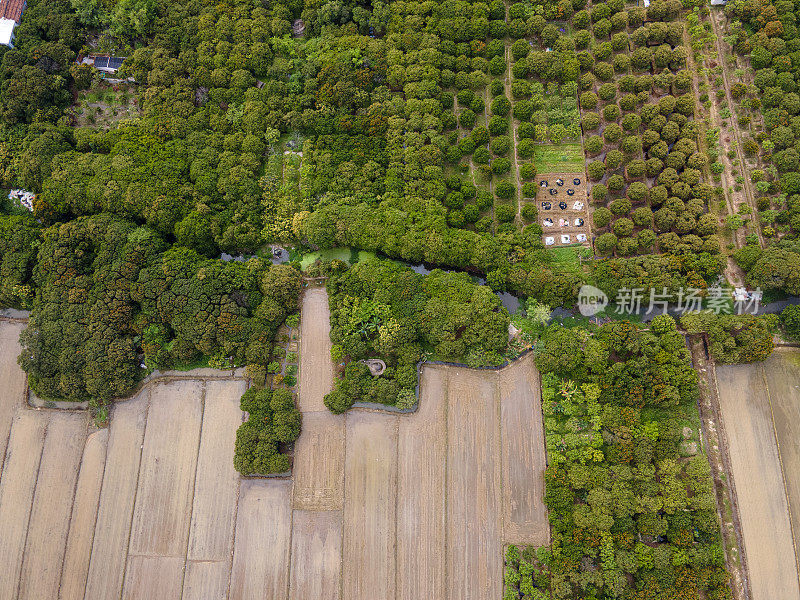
[324,259,510,410]
[681,313,775,364]
[531,320,730,598]
[18,214,301,402]
[234,387,301,475]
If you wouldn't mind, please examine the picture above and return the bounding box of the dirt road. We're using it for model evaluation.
[717,362,800,600]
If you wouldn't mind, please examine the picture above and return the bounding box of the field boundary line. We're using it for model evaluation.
[496,369,505,547]
[180,381,207,600]
[14,415,49,600]
[60,426,107,600]
[118,386,151,600]
[442,369,450,600]
[55,418,91,600]
[706,353,751,600]
[761,364,800,590]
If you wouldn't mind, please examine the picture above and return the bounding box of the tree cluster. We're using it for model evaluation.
[528,316,731,600]
[324,258,510,412]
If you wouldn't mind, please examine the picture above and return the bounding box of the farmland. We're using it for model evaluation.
[0,287,549,599]
[716,349,800,600]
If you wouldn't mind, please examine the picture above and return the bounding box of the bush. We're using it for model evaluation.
[496,180,516,199]
[520,163,537,180]
[491,135,511,156]
[781,305,800,339]
[489,115,509,135]
[492,157,512,174]
[495,202,516,222]
[492,95,511,116]
[521,203,538,221]
[234,387,301,475]
[593,207,613,228]
[595,232,618,254]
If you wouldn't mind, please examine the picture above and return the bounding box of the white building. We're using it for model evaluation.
[0,18,15,47]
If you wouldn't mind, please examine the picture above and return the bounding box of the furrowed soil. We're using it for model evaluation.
[717,358,800,600]
[0,288,549,599]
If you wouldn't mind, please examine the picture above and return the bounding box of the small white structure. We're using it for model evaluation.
[572,201,584,210]
[8,188,34,211]
[576,233,588,243]
[561,234,571,244]
[574,218,584,227]
[545,236,555,246]
[559,218,568,227]
[543,219,553,227]
[0,18,14,47]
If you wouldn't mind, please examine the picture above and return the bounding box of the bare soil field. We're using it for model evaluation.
[762,351,800,582]
[0,286,549,600]
[289,509,342,600]
[396,364,448,600]
[229,479,292,600]
[717,361,800,600]
[500,356,549,545]
[342,411,399,600]
[0,321,251,600]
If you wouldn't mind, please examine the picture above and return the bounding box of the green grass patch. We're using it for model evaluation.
[299,248,377,270]
[534,143,585,173]
[545,245,592,275]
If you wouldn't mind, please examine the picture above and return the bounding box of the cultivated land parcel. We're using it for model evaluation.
[0,288,549,599]
[716,349,800,600]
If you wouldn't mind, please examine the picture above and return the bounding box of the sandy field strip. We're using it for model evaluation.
[288,509,342,600]
[59,428,109,600]
[187,379,244,563]
[717,364,800,600]
[84,391,149,600]
[121,556,185,600]
[292,410,345,510]
[761,350,800,585]
[342,411,399,600]
[447,368,503,600]
[18,412,87,600]
[298,287,336,413]
[396,365,448,600]
[182,560,231,600]
[500,355,549,545]
[127,380,203,561]
[230,479,292,600]
[0,410,48,600]
[0,321,26,472]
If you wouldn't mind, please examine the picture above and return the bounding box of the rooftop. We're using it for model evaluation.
[0,0,24,23]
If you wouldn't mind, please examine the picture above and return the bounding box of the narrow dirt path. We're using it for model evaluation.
[503,38,524,227]
[708,9,764,248]
[689,337,750,600]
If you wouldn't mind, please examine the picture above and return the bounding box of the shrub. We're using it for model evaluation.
[588,161,606,181]
[489,115,509,135]
[459,109,477,129]
[781,305,800,339]
[474,147,490,164]
[491,135,511,156]
[593,207,613,227]
[235,387,301,475]
[492,96,511,116]
[495,203,516,223]
[518,139,536,158]
[520,163,536,179]
[492,157,512,174]
[521,202,538,220]
[595,232,618,254]
[496,180,516,199]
